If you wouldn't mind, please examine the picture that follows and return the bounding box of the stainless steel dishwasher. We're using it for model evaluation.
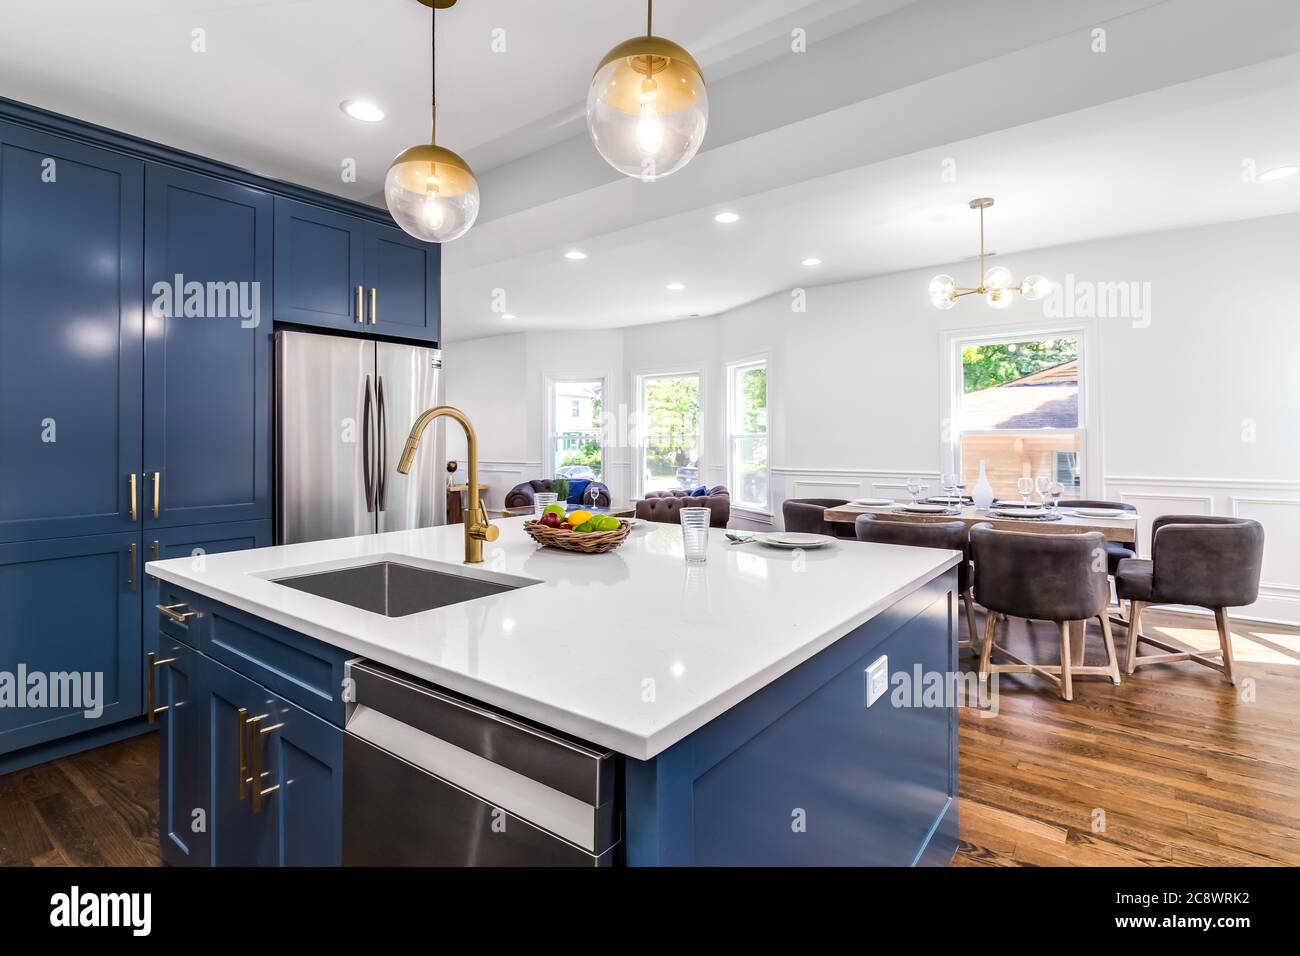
[342,661,620,866]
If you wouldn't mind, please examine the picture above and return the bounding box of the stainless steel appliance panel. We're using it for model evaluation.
[276,331,376,544]
[375,342,442,533]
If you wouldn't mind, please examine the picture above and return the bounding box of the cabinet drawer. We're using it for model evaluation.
[162,586,353,724]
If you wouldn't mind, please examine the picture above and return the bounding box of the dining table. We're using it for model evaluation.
[823,499,1139,664]
[822,501,1137,543]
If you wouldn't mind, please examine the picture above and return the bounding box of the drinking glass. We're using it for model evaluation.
[533,492,558,519]
[1048,481,1065,513]
[1035,475,1051,505]
[942,473,960,504]
[587,483,602,509]
[1016,477,1034,509]
[906,477,922,504]
[679,507,710,563]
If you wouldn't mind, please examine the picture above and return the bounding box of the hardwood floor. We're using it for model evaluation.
[0,732,158,866]
[955,607,1300,867]
[1,608,1298,867]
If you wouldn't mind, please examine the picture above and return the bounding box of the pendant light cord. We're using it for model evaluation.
[430,1,437,140]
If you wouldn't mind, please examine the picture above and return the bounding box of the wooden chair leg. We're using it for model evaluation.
[1057,621,1073,701]
[1125,600,1144,675]
[962,590,979,651]
[1214,607,1238,686]
[978,609,997,679]
[1098,614,1121,684]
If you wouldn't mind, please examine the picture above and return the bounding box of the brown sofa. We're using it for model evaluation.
[636,486,730,528]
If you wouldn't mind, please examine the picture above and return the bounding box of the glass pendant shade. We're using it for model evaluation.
[587,36,708,181]
[386,143,480,243]
[1020,274,1052,300]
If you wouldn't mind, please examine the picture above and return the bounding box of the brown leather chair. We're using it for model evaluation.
[1059,499,1138,573]
[855,515,980,650]
[971,525,1120,700]
[784,498,855,539]
[505,479,611,510]
[1115,515,1263,685]
[637,486,730,528]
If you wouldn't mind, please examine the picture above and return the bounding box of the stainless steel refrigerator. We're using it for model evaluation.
[276,330,443,545]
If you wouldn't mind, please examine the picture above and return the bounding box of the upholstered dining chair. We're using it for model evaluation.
[971,526,1120,700]
[1115,515,1264,685]
[783,498,855,539]
[855,515,980,651]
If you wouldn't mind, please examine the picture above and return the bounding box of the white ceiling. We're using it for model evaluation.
[2,0,1298,341]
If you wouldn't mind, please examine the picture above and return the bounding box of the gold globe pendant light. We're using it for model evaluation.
[587,0,708,181]
[928,198,1051,310]
[386,0,479,243]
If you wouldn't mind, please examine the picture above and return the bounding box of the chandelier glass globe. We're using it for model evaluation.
[385,144,479,243]
[587,36,708,181]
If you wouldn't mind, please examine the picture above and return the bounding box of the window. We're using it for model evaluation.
[951,334,1085,499]
[548,379,603,481]
[637,371,701,495]
[728,359,768,511]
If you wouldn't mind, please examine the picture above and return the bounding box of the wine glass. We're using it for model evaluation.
[1047,481,1064,513]
[942,473,960,505]
[1016,477,1034,509]
[906,477,922,504]
[1035,474,1051,505]
[587,483,601,509]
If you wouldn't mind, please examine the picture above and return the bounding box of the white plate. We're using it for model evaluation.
[759,532,836,549]
[1068,507,1133,519]
[991,507,1049,518]
[897,503,952,514]
[852,497,894,507]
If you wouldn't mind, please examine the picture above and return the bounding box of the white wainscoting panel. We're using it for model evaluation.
[1106,476,1300,625]
[452,460,542,511]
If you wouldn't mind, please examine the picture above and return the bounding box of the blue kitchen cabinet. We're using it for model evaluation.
[155,637,208,866]
[273,196,366,331]
[143,519,273,657]
[143,166,273,528]
[201,655,343,866]
[364,222,440,342]
[0,532,143,756]
[0,121,144,544]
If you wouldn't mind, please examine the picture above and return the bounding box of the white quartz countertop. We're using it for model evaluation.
[147,519,958,759]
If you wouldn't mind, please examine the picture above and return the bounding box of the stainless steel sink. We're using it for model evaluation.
[273,561,528,617]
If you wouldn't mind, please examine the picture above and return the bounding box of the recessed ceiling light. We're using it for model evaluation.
[714,212,740,223]
[501,313,516,320]
[340,99,385,122]
[802,257,822,266]
[666,282,685,291]
[1260,165,1299,182]
[564,250,588,260]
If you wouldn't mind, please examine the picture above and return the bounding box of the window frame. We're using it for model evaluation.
[632,366,704,499]
[940,321,1102,497]
[726,356,771,514]
[544,375,605,482]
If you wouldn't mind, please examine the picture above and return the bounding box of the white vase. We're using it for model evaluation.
[972,460,995,511]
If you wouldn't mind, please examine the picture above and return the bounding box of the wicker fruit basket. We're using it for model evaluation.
[523,519,631,554]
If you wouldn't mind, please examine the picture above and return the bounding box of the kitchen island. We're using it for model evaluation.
[146,517,960,867]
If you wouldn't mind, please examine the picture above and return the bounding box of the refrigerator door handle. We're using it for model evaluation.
[362,375,375,513]
[377,375,388,511]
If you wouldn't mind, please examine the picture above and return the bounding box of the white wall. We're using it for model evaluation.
[446,213,1300,623]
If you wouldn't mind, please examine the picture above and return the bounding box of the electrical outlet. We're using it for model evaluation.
[865,655,889,707]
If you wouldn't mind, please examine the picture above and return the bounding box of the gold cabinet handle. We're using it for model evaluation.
[156,602,196,624]
[355,284,365,324]
[145,651,177,724]
[247,714,285,814]
[128,473,138,521]
[128,543,137,592]
[150,539,160,585]
[237,707,250,800]
[369,286,377,325]
[152,471,161,519]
